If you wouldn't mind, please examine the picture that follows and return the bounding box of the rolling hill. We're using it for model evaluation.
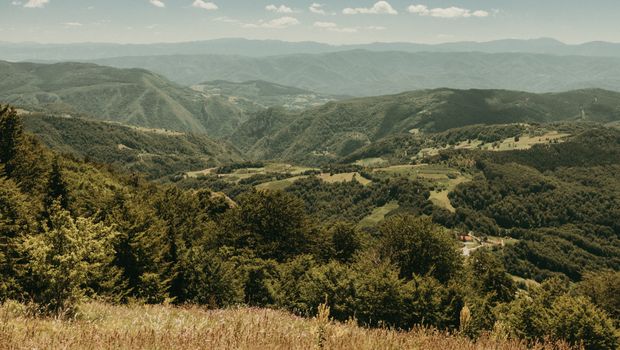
[232,88,620,164]
[0,60,248,136]
[91,51,620,96]
[22,113,244,179]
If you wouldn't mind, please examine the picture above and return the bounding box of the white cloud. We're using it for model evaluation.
[23,0,49,8]
[367,25,386,30]
[11,1,23,6]
[62,22,83,27]
[214,16,240,24]
[309,3,326,15]
[192,0,218,10]
[243,16,300,29]
[313,21,358,33]
[313,21,336,28]
[149,0,165,8]
[407,4,489,18]
[266,4,293,13]
[343,1,397,15]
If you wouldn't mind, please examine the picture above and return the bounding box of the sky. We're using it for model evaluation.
[1,0,619,45]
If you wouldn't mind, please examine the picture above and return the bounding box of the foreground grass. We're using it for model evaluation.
[0,302,573,350]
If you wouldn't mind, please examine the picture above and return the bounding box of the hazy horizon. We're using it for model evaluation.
[2,0,619,45]
[2,36,619,47]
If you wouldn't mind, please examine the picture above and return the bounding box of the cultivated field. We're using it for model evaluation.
[0,302,572,350]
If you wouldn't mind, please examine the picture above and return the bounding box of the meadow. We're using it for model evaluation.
[0,302,574,350]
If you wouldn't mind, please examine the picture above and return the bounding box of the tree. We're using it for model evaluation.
[378,215,462,282]
[217,190,310,261]
[105,193,169,302]
[549,295,618,350]
[178,247,244,307]
[44,156,69,211]
[577,271,620,325]
[329,222,361,263]
[469,249,516,304]
[0,174,33,301]
[18,202,117,316]
[0,106,23,177]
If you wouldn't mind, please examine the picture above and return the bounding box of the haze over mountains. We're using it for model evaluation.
[3,38,620,61]
[4,38,620,97]
[93,51,620,96]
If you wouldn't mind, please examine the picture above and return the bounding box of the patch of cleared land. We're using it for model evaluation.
[256,176,307,191]
[186,163,318,179]
[429,176,471,213]
[358,201,400,228]
[319,172,372,186]
[0,301,555,350]
[373,164,470,212]
[354,157,388,167]
[417,131,571,158]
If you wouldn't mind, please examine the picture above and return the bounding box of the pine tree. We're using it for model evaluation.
[44,156,70,211]
[0,105,23,177]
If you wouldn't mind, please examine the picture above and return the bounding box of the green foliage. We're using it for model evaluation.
[328,222,362,263]
[17,202,117,315]
[499,278,619,350]
[215,190,311,261]
[378,215,462,282]
[177,247,244,307]
[0,105,22,176]
[578,271,620,325]
[549,295,618,350]
[469,249,517,304]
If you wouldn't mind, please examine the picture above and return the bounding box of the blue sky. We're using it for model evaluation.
[1,0,619,44]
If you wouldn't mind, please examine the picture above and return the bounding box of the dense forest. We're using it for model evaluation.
[1,104,619,349]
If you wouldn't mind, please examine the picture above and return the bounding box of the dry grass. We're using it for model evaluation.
[0,302,574,350]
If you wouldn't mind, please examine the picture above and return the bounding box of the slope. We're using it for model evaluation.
[23,114,244,179]
[0,60,247,136]
[234,88,620,164]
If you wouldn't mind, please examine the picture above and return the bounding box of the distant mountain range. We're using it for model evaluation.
[91,51,620,96]
[2,38,620,61]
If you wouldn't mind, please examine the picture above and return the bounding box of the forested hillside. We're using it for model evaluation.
[234,88,620,164]
[22,114,244,179]
[2,104,618,349]
[0,61,247,136]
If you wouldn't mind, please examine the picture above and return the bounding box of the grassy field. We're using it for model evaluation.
[358,201,400,228]
[417,131,571,159]
[0,301,571,350]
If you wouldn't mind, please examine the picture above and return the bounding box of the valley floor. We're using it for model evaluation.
[0,302,571,350]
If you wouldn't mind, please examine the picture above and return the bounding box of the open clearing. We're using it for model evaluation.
[416,131,570,159]
[186,163,317,179]
[358,201,400,228]
[429,175,471,213]
[319,172,372,185]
